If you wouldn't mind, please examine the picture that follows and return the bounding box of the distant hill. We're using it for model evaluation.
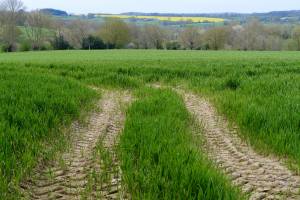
[41,8,68,17]
[42,8,300,24]
[122,10,300,23]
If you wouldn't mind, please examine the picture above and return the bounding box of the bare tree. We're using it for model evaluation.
[143,25,166,49]
[227,24,244,50]
[292,26,300,51]
[134,26,150,49]
[65,19,91,49]
[24,10,51,50]
[263,25,284,50]
[241,19,267,50]
[179,27,201,50]
[0,6,5,41]
[128,24,141,48]
[0,0,24,50]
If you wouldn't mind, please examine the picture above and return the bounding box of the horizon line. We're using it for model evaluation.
[38,8,300,15]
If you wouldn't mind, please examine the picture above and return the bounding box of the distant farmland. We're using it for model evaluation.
[98,14,224,23]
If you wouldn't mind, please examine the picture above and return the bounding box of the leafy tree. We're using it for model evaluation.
[99,18,130,48]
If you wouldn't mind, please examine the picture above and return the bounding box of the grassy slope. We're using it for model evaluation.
[120,88,244,199]
[0,68,97,198]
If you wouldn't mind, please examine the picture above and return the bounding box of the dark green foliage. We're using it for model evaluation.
[1,44,15,52]
[166,41,181,50]
[52,35,73,50]
[224,76,241,90]
[82,35,106,50]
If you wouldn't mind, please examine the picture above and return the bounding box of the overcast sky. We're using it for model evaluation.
[22,0,300,14]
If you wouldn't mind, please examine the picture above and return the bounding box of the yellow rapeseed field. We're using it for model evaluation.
[98,14,224,23]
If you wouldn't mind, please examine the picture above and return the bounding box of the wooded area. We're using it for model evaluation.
[1,0,300,52]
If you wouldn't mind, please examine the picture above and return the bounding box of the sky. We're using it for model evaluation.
[22,0,300,14]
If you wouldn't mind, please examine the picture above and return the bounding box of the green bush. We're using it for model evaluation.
[20,41,31,52]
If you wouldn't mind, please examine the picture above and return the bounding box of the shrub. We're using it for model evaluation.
[82,35,106,50]
[224,76,241,90]
[20,41,31,52]
[166,41,181,50]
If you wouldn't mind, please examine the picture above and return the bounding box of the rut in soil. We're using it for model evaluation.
[182,91,300,200]
[21,90,132,200]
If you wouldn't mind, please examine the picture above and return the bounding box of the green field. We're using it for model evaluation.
[0,50,299,198]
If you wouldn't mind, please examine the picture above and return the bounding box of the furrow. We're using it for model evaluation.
[182,91,300,200]
[21,90,132,199]
[90,91,132,199]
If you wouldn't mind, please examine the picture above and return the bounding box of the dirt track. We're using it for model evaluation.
[182,91,300,200]
[21,90,131,199]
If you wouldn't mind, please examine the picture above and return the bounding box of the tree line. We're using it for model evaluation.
[1,0,300,52]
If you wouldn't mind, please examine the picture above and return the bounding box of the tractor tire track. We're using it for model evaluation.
[89,91,132,199]
[21,90,131,200]
[181,91,300,200]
